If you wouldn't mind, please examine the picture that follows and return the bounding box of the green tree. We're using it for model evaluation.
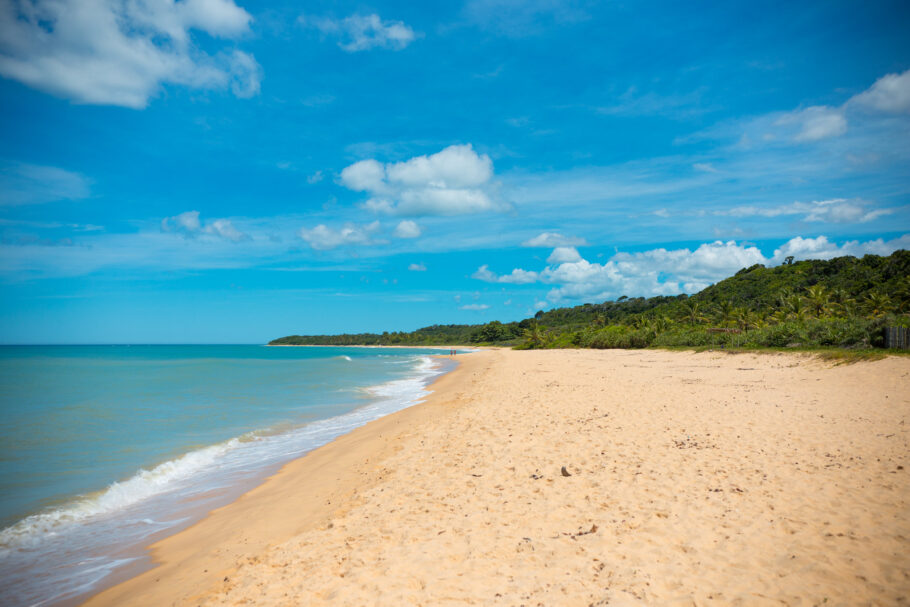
[680,301,709,325]
[805,284,831,318]
[864,292,894,318]
[717,300,735,326]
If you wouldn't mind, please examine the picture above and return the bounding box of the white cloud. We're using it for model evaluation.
[161,210,249,242]
[850,69,910,114]
[408,262,426,271]
[393,220,422,238]
[341,144,507,216]
[302,13,417,52]
[470,234,910,303]
[298,221,380,250]
[0,162,90,205]
[0,0,259,108]
[546,246,582,264]
[164,210,202,232]
[763,69,910,145]
[521,232,587,247]
[228,50,262,98]
[472,264,538,284]
[692,162,719,173]
[306,170,324,184]
[340,159,387,192]
[776,106,847,142]
[460,303,489,311]
[205,218,248,242]
[769,234,910,264]
[719,198,893,223]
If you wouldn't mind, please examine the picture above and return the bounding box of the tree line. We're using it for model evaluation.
[270,250,910,351]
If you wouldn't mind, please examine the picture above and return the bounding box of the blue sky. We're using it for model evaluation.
[1,0,908,344]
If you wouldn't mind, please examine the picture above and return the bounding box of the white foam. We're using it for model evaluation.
[0,438,243,552]
[0,352,447,606]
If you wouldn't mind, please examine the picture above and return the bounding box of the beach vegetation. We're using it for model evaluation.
[269,250,910,352]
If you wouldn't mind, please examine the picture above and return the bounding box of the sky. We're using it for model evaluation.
[0,0,909,344]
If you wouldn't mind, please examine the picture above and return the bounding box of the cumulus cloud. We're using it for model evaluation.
[0,0,260,108]
[408,262,426,271]
[302,13,417,51]
[769,68,910,144]
[298,221,380,250]
[850,69,910,114]
[161,210,249,242]
[547,246,582,264]
[521,231,587,247]
[340,144,507,216]
[770,234,910,263]
[718,198,893,224]
[0,162,90,205]
[472,234,910,303]
[472,264,538,284]
[776,106,847,142]
[459,303,489,311]
[393,220,422,238]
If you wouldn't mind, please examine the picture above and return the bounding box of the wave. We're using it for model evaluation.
[0,353,445,606]
[0,438,243,553]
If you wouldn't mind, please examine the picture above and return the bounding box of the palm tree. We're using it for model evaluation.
[653,315,672,333]
[732,306,752,330]
[894,277,910,314]
[805,284,831,318]
[785,294,808,321]
[632,315,651,330]
[523,321,547,349]
[770,308,789,324]
[830,287,850,306]
[864,292,894,318]
[680,301,708,325]
[717,300,736,326]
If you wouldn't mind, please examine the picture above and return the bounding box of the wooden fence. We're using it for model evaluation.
[884,326,910,349]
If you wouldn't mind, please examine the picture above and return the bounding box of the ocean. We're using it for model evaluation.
[0,344,457,606]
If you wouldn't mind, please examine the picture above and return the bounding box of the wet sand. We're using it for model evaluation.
[85,349,910,606]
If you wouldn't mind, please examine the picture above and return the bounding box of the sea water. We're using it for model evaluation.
[0,345,458,606]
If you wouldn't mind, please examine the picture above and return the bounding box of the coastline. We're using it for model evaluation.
[86,348,909,605]
[267,344,480,349]
[0,346,456,607]
[83,351,483,607]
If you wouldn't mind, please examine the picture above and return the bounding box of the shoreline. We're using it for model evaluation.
[86,349,909,605]
[83,351,481,607]
[0,348,456,607]
[266,344,482,349]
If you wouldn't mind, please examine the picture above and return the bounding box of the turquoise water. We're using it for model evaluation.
[0,345,456,606]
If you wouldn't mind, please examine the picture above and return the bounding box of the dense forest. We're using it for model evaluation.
[270,250,910,350]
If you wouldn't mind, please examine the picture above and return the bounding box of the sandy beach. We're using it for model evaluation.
[86,348,910,606]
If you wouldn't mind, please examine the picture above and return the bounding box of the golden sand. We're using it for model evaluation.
[85,349,910,606]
